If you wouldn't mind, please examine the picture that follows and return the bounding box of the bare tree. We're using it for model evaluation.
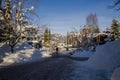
[109,0,120,10]
[86,13,100,33]
[86,13,98,27]
[113,0,120,10]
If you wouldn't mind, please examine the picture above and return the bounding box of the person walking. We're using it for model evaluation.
[56,47,59,55]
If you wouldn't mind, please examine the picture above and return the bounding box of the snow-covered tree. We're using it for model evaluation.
[110,18,120,40]
[0,0,39,52]
[0,0,11,44]
[8,0,34,53]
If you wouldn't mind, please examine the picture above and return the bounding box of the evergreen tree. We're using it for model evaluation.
[44,28,48,42]
[66,32,69,45]
[0,0,11,43]
[110,18,120,39]
[48,29,51,42]
[44,28,51,46]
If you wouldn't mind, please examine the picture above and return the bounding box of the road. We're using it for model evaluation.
[0,55,107,80]
[0,56,77,80]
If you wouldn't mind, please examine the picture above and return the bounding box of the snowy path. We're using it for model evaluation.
[0,57,75,80]
[73,61,109,80]
[0,56,107,80]
[1,40,120,80]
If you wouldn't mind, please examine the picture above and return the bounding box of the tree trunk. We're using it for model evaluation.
[0,0,2,9]
[10,46,14,53]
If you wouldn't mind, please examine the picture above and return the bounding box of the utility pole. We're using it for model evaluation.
[66,32,69,51]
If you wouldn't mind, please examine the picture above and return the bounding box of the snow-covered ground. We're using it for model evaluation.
[111,67,120,80]
[72,39,120,80]
[73,61,111,80]
[0,42,52,66]
[72,50,93,57]
[0,39,120,80]
[87,39,120,71]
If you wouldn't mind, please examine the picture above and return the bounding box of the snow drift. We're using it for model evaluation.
[111,67,120,80]
[87,39,120,71]
[0,42,52,66]
[0,41,32,55]
[72,51,93,57]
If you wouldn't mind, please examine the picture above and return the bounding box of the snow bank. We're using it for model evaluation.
[0,42,54,66]
[0,41,32,57]
[0,48,52,66]
[73,61,109,80]
[111,67,120,80]
[72,51,93,58]
[87,39,120,71]
[0,49,35,65]
[0,49,52,66]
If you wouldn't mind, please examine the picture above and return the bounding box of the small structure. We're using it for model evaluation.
[96,33,107,45]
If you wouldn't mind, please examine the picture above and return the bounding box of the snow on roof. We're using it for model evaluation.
[96,33,107,36]
[87,39,120,71]
[32,41,39,43]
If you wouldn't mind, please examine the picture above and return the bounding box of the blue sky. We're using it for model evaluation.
[35,0,120,35]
